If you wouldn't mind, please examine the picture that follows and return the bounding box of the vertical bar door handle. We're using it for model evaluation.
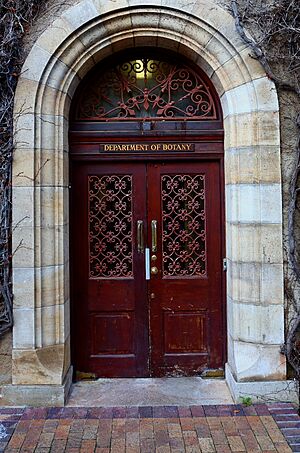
[137,220,144,253]
[145,248,150,280]
[151,220,157,252]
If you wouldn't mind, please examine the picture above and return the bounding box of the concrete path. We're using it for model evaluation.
[67,378,234,407]
[0,403,299,452]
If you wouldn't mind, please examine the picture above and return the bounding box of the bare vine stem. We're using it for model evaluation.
[231,0,300,95]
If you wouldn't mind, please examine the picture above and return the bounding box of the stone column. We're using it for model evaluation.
[222,79,295,402]
[2,82,72,406]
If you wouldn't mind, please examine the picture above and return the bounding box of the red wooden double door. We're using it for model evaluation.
[71,159,224,377]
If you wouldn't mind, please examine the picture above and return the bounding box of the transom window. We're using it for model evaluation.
[73,55,218,121]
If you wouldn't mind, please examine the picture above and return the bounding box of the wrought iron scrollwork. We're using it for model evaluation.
[161,174,207,277]
[88,175,133,278]
[75,58,217,121]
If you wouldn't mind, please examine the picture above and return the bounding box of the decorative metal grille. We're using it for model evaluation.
[88,175,133,278]
[161,174,206,277]
[75,58,217,121]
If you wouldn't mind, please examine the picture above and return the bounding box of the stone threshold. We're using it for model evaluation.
[1,370,298,407]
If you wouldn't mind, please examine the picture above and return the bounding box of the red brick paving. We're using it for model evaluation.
[0,404,298,452]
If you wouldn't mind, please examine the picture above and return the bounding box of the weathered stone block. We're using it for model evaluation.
[229,341,286,381]
[230,300,284,344]
[1,366,72,407]
[134,31,158,48]
[12,344,69,385]
[12,148,35,188]
[35,265,66,308]
[12,309,35,349]
[36,226,65,267]
[111,33,135,53]
[227,223,283,264]
[212,48,266,94]
[22,46,51,82]
[222,77,279,117]
[35,303,69,347]
[225,146,281,185]
[62,0,99,29]
[14,78,38,116]
[14,112,35,149]
[12,267,35,310]
[12,187,34,228]
[226,183,282,224]
[34,186,68,228]
[93,0,130,14]
[224,111,280,148]
[36,18,75,54]
[228,261,284,305]
[12,226,34,268]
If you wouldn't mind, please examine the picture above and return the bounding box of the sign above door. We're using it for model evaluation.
[99,142,195,153]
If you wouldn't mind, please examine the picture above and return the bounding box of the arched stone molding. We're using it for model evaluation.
[7,0,293,405]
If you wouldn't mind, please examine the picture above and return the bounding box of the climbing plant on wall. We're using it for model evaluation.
[0,0,38,334]
[0,0,69,335]
[231,0,300,381]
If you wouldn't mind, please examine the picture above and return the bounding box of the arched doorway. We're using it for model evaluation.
[69,50,225,378]
[8,0,289,406]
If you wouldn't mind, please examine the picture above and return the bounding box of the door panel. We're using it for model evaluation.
[71,162,148,377]
[147,162,223,376]
[71,159,224,377]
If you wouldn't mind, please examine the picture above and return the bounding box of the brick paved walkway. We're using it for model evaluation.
[0,403,299,452]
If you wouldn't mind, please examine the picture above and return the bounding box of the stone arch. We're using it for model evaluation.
[8,0,289,405]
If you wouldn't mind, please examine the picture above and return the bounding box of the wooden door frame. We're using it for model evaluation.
[69,133,227,378]
[69,43,226,378]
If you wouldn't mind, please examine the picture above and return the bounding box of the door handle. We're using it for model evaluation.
[145,248,150,280]
[137,220,144,253]
[151,220,157,252]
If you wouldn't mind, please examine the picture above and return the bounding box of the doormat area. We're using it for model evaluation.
[0,403,299,452]
[67,377,234,407]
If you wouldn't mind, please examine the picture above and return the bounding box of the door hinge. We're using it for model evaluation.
[223,258,227,272]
